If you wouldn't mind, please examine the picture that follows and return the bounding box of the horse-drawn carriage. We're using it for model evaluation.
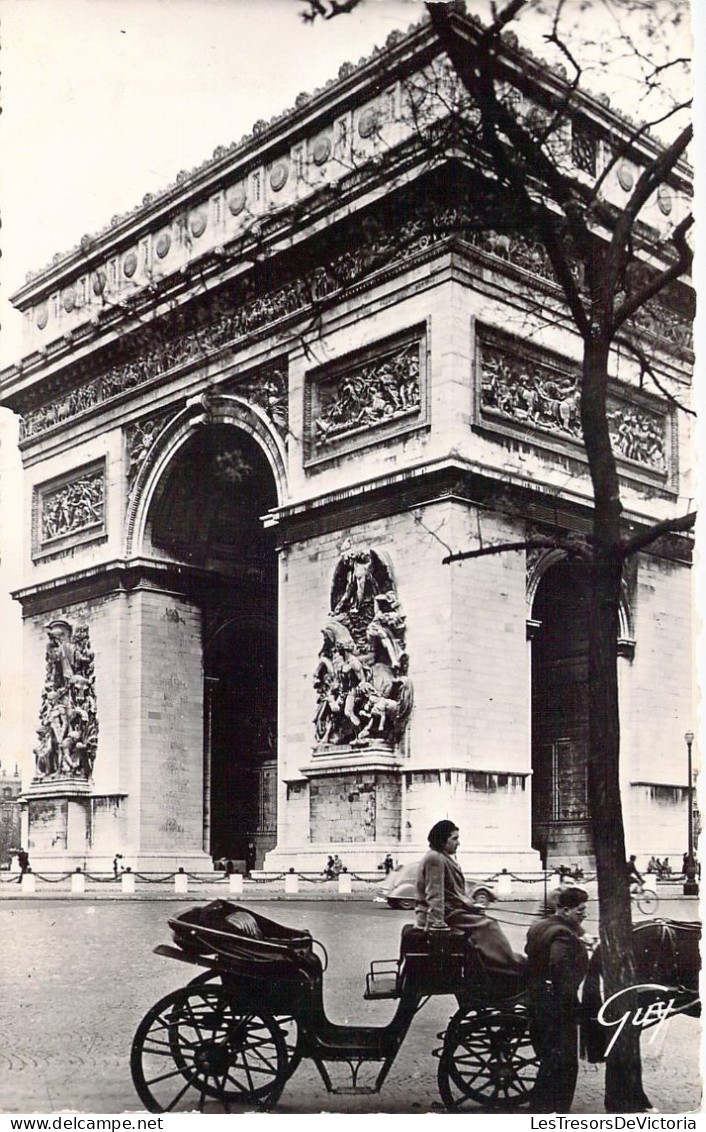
[129,900,700,1113]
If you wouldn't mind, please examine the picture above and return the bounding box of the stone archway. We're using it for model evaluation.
[530,558,593,866]
[142,419,280,869]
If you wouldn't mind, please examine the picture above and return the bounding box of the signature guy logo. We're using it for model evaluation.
[597,983,701,1058]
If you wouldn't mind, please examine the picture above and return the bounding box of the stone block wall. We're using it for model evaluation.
[309,772,400,843]
[620,551,693,857]
[133,589,206,862]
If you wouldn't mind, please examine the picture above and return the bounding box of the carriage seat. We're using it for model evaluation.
[398,924,467,994]
[168,899,319,977]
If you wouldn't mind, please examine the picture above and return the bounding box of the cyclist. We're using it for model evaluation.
[626,854,644,891]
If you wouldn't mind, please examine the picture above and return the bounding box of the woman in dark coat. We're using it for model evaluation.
[525,885,590,1113]
[415,819,524,972]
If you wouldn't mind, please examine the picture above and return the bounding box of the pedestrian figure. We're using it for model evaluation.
[323,855,335,879]
[15,848,30,883]
[246,841,256,876]
[383,853,394,875]
[112,853,123,878]
[525,886,590,1113]
[332,854,344,876]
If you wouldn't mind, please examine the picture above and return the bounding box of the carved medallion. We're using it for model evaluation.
[155,231,172,258]
[228,185,247,215]
[270,162,289,192]
[657,184,672,216]
[36,304,49,330]
[123,251,138,278]
[189,210,207,238]
[618,163,635,191]
[311,136,331,165]
[357,108,378,138]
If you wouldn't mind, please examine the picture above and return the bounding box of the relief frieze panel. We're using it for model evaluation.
[33,460,106,557]
[478,328,669,473]
[17,195,690,441]
[305,328,424,462]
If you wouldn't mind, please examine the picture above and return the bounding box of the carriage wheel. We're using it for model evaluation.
[130,986,287,1113]
[636,889,659,915]
[438,1006,539,1111]
[188,971,303,1079]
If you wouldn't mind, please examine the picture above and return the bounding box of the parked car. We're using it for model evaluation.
[374,861,496,911]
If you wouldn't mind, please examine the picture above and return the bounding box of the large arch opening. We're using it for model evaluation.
[146,423,279,868]
[531,560,594,866]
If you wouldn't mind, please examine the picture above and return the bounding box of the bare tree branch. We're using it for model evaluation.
[619,509,695,558]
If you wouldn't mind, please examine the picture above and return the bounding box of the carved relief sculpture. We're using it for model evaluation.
[33,620,99,781]
[126,410,173,494]
[309,337,422,458]
[40,469,105,543]
[478,332,667,471]
[313,548,413,750]
[18,195,689,440]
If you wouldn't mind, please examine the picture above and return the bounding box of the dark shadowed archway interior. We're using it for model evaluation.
[148,424,278,868]
[531,560,594,866]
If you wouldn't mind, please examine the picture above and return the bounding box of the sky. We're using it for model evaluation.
[0,0,422,366]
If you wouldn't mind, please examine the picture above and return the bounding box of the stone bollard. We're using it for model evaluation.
[284,871,299,894]
[21,873,36,894]
[121,871,136,894]
[71,871,86,895]
[338,871,352,895]
[174,870,188,894]
[496,870,512,898]
[229,872,244,896]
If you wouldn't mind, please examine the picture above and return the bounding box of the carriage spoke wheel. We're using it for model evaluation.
[188,971,303,1080]
[438,1007,539,1111]
[130,986,287,1113]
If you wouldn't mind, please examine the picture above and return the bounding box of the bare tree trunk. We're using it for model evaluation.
[583,338,651,1112]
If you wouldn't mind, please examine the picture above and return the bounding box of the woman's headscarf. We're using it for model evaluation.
[427,819,458,852]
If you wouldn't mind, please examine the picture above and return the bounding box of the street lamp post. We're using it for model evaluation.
[683,731,699,897]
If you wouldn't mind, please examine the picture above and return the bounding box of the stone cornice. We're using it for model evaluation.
[11,556,267,618]
[271,456,693,566]
[10,460,693,616]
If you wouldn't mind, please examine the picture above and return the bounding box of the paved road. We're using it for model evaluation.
[0,897,700,1114]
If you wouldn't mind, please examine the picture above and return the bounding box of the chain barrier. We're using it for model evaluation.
[183,872,221,883]
[299,874,336,885]
[83,872,121,883]
[30,871,75,883]
[0,874,23,884]
[247,873,286,884]
[132,871,178,883]
[348,873,386,884]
